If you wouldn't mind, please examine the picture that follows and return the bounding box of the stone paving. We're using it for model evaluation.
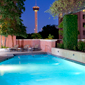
[0,51,46,62]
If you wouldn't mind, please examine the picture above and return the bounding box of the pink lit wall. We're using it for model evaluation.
[0,35,16,47]
[16,39,40,48]
[40,40,56,53]
[0,36,57,53]
[16,39,57,53]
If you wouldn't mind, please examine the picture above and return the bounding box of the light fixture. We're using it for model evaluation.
[59,13,62,17]
[82,9,85,13]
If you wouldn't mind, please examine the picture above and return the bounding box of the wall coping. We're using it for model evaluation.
[16,39,40,40]
[52,48,85,54]
[52,48,85,64]
[16,39,58,42]
[40,39,57,42]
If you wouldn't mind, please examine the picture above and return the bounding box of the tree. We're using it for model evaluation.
[47,0,82,50]
[31,33,42,39]
[39,25,59,39]
[47,0,85,17]
[1,21,10,47]
[0,0,27,47]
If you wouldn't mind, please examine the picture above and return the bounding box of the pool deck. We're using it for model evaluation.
[0,51,46,62]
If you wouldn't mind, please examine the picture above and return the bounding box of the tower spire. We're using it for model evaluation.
[35,0,37,6]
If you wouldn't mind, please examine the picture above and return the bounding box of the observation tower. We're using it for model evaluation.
[33,5,39,33]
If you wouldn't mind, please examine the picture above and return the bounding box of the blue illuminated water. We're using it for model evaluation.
[0,54,85,85]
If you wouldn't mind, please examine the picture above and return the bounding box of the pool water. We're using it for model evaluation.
[0,54,85,85]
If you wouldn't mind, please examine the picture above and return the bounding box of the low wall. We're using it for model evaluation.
[52,48,85,63]
[16,39,57,53]
[40,40,57,53]
[0,37,57,53]
[16,39,40,48]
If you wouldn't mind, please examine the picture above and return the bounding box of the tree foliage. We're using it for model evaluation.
[39,25,59,39]
[16,25,59,39]
[59,30,63,36]
[31,33,42,39]
[48,0,85,17]
[0,0,27,38]
[78,41,85,51]
[58,21,63,28]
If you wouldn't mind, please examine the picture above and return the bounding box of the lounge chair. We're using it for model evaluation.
[10,45,19,51]
[22,45,29,51]
[33,44,40,51]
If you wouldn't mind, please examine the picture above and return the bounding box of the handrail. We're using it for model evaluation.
[45,45,51,53]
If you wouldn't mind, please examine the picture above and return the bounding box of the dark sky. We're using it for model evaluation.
[21,0,58,33]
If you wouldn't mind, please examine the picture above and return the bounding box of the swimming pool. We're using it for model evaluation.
[0,54,85,85]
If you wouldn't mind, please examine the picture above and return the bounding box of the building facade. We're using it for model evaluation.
[59,11,85,39]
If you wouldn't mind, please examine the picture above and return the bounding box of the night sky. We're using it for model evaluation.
[21,0,58,33]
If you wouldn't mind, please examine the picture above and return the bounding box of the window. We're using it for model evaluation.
[83,23,85,28]
[83,15,85,19]
[83,31,85,35]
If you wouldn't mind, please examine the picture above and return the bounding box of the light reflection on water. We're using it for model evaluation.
[0,54,85,85]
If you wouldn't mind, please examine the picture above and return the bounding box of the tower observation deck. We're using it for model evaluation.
[33,6,39,33]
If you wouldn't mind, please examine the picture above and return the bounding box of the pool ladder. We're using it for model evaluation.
[45,45,51,54]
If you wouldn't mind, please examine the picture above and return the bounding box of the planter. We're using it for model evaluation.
[0,48,10,52]
[52,48,85,64]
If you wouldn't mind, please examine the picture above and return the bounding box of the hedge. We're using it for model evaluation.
[58,21,63,28]
[63,14,78,50]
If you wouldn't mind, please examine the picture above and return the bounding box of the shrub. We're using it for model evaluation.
[59,30,63,36]
[78,30,80,35]
[48,34,54,39]
[73,45,77,51]
[78,41,85,51]
[84,25,85,28]
[63,14,78,50]
[58,21,63,28]
[1,45,8,48]
[57,43,64,49]
[31,33,42,39]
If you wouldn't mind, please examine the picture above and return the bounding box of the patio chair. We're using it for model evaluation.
[22,45,29,51]
[10,45,19,51]
[33,44,40,51]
